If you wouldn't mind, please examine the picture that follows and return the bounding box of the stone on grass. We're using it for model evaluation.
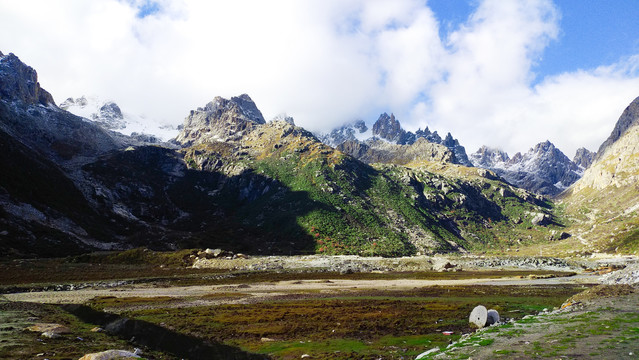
[469,305,487,328]
[486,309,500,326]
[469,306,500,328]
[27,323,71,338]
[78,349,140,360]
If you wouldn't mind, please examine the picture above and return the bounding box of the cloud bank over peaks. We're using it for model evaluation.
[1,0,638,157]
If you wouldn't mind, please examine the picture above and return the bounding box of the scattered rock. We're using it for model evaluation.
[200,248,234,259]
[205,248,223,257]
[531,213,551,226]
[599,263,636,281]
[558,232,571,240]
[78,349,140,360]
[26,323,71,337]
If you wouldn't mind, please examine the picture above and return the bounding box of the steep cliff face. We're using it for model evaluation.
[0,52,54,106]
[372,113,408,144]
[0,53,129,256]
[595,96,639,161]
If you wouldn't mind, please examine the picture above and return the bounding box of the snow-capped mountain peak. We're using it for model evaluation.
[60,96,179,142]
[470,140,582,196]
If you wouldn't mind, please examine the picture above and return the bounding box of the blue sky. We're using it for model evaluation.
[533,0,639,79]
[430,0,639,82]
[0,0,638,156]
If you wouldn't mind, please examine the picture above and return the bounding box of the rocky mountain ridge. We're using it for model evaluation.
[572,147,596,169]
[595,96,639,161]
[317,112,473,167]
[470,141,586,197]
[318,111,586,197]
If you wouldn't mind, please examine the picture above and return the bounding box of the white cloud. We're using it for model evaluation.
[0,0,638,158]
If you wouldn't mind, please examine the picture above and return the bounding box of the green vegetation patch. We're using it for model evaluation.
[117,284,583,359]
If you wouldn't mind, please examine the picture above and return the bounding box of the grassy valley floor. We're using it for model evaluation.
[0,253,636,359]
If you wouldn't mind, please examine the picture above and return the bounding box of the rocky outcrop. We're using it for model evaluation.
[372,113,408,144]
[0,52,54,106]
[176,94,265,146]
[572,126,639,191]
[441,132,473,167]
[595,96,639,161]
[337,137,456,165]
[573,147,595,169]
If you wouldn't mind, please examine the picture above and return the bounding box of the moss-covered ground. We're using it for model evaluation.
[0,299,175,359]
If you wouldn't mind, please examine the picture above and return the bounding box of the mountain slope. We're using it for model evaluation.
[0,53,128,256]
[559,96,639,254]
[174,96,561,256]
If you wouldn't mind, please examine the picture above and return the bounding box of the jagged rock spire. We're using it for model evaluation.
[0,51,54,106]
